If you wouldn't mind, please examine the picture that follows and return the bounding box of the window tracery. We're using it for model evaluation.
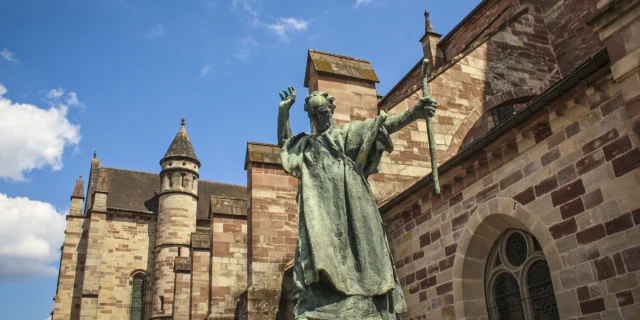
[485,229,559,320]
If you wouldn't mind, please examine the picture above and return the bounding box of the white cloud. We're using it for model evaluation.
[146,24,165,39]
[0,193,67,281]
[45,88,64,100]
[355,0,374,7]
[0,85,81,181]
[264,17,309,41]
[1,48,19,63]
[199,64,211,77]
[66,92,81,107]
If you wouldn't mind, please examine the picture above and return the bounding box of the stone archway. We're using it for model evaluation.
[450,197,564,320]
[447,87,542,155]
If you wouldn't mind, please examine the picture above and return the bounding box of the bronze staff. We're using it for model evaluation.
[422,58,441,195]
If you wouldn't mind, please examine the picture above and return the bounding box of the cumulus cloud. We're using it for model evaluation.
[355,0,375,7]
[1,48,19,63]
[264,17,309,41]
[146,24,165,39]
[0,85,81,181]
[199,64,211,77]
[0,193,67,281]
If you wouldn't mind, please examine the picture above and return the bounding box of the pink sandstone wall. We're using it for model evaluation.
[209,215,248,318]
[382,63,640,319]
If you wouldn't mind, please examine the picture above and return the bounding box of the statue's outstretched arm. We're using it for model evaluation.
[383,96,437,135]
[278,87,296,148]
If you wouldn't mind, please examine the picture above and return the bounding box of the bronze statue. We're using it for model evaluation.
[278,86,436,319]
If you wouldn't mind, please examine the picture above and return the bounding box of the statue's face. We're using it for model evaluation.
[308,106,333,134]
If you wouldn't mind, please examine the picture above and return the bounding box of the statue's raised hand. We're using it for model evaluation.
[279,87,296,110]
[415,95,437,119]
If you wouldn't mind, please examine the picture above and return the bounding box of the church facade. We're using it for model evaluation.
[52,0,640,319]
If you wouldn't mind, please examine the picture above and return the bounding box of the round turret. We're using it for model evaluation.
[152,118,200,317]
[159,118,200,197]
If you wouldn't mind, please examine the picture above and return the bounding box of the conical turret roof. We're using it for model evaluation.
[162,118,199,165]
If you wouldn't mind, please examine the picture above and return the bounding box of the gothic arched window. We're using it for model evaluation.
[485,230,559,320]
[130,274,146,320]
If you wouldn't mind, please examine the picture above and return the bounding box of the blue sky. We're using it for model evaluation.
[0,0,481,318]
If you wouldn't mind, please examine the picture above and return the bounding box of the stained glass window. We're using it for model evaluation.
[485,230,560,320]
[527,261,559,320]
[505,233,527,267]
[491,273,525,320]
[130,275,145,320]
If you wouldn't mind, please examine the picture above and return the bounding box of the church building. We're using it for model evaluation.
[52,0,640,319]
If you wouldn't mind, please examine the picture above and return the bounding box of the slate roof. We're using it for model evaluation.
[163,119,199,164]
[89,167,246,219]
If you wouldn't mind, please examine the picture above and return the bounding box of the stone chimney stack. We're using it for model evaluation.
[420,10,444,68]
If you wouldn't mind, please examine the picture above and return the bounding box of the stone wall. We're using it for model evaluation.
[191,232,210,320]
[245,143,299,319]
[153,192,198,317]
[52,215,87,320]
[209,215,248,318]
[382,61,640,319]
[540,0,604,76]
[438,0,513,61]
[374,5,560,203]
[93,212,156,319]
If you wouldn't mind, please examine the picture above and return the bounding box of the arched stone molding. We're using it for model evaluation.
[450,197,564,320]
[129,269,149,282]
[446,87,542,156]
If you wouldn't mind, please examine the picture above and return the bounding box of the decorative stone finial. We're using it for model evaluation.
[181,117,185,126]
[424,10,435,33]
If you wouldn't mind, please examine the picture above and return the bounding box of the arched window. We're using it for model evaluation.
[130,274,146,320]
[485,230,559,320]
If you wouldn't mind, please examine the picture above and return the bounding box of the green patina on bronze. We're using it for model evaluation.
[277,84,436,319]
[422,59,441,195]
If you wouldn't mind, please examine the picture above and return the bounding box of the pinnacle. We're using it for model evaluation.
[424,9,435,33]
[71,174,85,199]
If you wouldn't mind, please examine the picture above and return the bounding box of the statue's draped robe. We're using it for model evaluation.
[281,113,407,319]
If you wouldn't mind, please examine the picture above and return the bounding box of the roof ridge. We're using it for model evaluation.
[199,180,246,188]
[101,166,246,188]
[308,49,372,64]
[247,141,279,147]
